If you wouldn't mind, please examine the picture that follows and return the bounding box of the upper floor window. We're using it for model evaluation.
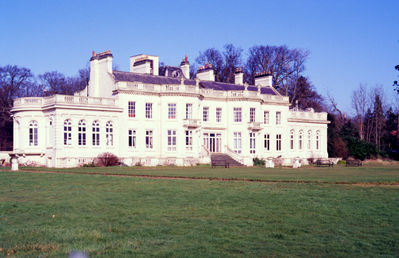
[264,134,270,151]
[78,120,86,146]
[234,107,242,122]
[290,130,294,150]
[145,103,152,119]
[276,134,282,151]
[203,107,209,122]
[29,120,38,146]
[128,129,136,148]
[92,121,100,146]
[186,103,192,119]
[128,101,135,118]
[106,121,113,146]
[276,112,281,125]
[264,111,269,124]
[167,130,176,151]
[64,119,72,145]
[168,103,177,119]
[249,108,256,122]
[216,107,222,122]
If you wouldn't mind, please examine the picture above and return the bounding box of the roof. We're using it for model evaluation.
[113,71,276,95]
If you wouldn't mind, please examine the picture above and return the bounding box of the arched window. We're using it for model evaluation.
[299,130,303,150]
[92,121,100,146]
[308,130,312,150]
[29,121,38,146]
[78,120,86,146]
[64,119,72,145]
[290,129,295,150]
[106,121,113,146]
[316,131,320,150]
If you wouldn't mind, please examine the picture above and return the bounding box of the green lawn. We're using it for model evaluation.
[1,166,399,256]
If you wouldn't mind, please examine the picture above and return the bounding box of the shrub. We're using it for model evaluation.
[96,152,119,167]
[345,137,377,160]
[82,162,96,167]
[253,157,265,166]
[337,160,346,165]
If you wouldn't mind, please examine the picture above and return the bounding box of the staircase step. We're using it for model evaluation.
[210,153,244,167]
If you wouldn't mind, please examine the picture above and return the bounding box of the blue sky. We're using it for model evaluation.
[1,0,398,113]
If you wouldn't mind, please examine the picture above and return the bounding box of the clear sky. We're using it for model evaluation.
[1,0,398,113]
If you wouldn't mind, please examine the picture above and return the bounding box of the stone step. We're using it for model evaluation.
[210,153,244,167]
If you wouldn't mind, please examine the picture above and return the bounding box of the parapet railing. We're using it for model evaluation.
[288,110,328,120]
[13,95,117,108]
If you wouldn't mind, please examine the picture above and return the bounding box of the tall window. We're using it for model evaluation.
[128,101,135,118]
[276,112,281,125]
[216,107,222,122]
[64,119,72,145]
[234,107,242,122]
[128,129,136,148]
[290,130,294,150]
[145,103,152,119]
[29,121,38,146]
[308,130,312,149]
[299,130,303,150]
[264,134,270,151]
[106,121,113,146]
[78,120,86,146]
[276,134,282,151]
[264,111,269,124]
[316,131,320,150]
[249,108,256,122]
[168,103,176,119]
[146,130,153,149]
[167,130,176,151]
[185,130,193,151]
[92,121,100,146]
[203,107,209,122]
[233,132,242,154]
[250,132,256,154]
[185,103,192,119]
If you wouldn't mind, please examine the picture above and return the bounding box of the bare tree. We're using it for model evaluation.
[352,83,369,139]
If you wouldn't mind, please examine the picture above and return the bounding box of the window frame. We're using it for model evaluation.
[64,119,72,146]
[233,107,242,122]
[29,120,38,146]
[78,120,86,146]
[128,101,136,118]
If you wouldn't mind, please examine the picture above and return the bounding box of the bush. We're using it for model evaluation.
[345,137,377,161]
[82,162,96,167]
[96,152,119,167]
[337,160,346,165]
[253,157,265,166]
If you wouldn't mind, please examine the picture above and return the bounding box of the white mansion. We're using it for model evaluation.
[11,50,329,167]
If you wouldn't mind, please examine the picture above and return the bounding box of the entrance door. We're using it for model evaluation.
[206,133,221,153]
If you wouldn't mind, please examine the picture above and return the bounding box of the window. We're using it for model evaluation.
[92,121,100,146]
[185,103,192,119]
[276,134,282,151]
[146,130,153,149]
[128,101,135,118]
[185,130,193,151]
[276,112,281,125]
[106,121,113,146]
[290,130,294,150]
[316,131,320,150]
[64,119,72,145]
[216,107,222,122]
[145,103,152,119]
[128,129,136,148]
[249,108,256,122]
[234,107,242,122]
[299,130,303,150]
[308,130,312,149]
[264,111,269,124]
[203,107,209,122]
[29,121,38,146]
[233,132,242,154]
[168,103,176,119]
[167,130,176,151]
[250,132,256,154]
[78,120,86,146]
[264,134,270,151]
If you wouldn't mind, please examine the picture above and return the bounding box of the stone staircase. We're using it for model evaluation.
[210,153,245,167]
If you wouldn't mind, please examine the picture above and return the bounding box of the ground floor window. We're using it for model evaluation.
[233,132,241,154]
[316,131,320,150]
[264,134,270,151]
[92,121,100,146]
[78,120,86,146]
[128,129,136,148]
[276,134,282,151]
[168,130,176,151]
[29,120,38,146]
[290,130,294,150]
[146,130,153,149]
[185,130,193,151]
[250,132,256,154]
[64,119,72,145]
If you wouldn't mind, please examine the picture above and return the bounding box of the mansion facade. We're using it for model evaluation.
[11,50,329,167]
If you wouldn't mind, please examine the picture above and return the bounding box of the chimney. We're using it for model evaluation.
[234,68,243,85]
[88,50,113,97]
[180,55,190,79]
[130,54,159,76]
[196,63,214,81]
[254,71,272,87]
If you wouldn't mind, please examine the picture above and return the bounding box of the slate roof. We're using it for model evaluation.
[113,71,276,95]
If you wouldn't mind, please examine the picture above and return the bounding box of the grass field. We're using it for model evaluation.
[1,165,399,256]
